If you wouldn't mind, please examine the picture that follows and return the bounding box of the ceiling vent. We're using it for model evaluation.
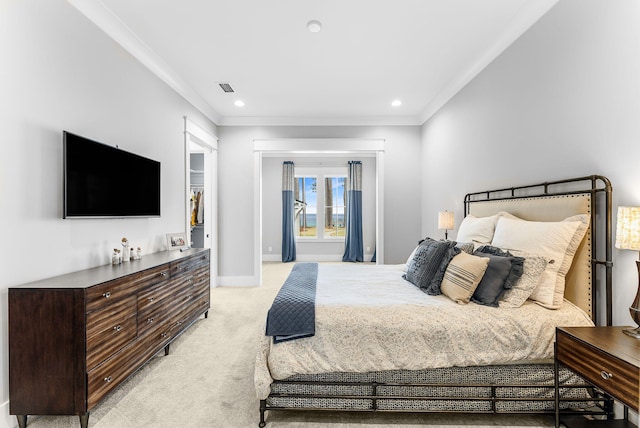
[219,83,235,93]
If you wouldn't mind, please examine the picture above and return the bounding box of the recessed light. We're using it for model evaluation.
[234,100,245,107]
[307,20,322,33]
[391,99,402,107]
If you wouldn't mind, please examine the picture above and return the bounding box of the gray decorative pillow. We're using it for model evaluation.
[426,243,461,295]
[455,242,475,254]
[471,246,524,307]
[403,238,455,294]
[500,251,549,308]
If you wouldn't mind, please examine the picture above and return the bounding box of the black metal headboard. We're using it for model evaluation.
[463,175,613,326]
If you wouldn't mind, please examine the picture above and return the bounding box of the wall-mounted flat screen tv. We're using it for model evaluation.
[63,131,161,218]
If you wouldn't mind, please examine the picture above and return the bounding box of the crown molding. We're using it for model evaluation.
[418,0,559,124]
[218,115,421,127]
[68,0,222,124]
[254,138,385,154]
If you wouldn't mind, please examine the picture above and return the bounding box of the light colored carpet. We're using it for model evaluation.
[24,262,555,428]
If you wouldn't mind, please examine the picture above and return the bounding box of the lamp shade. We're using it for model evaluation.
[615,206,640,251]
[438,211,454,230]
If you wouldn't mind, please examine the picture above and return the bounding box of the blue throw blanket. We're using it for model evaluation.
[265,263,318,343]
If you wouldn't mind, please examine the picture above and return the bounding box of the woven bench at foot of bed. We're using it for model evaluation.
[259,364,611,426]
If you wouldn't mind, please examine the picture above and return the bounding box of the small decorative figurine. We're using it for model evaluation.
[121,237,130,262]
[136,247,142,260]
[112,249,122,264]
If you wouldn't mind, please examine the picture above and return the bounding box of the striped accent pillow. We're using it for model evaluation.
[440,252,489,304]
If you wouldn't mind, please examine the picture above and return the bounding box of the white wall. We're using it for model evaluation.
[217,126,422,278]
[262,156,377,262]
[0,1,217,426]
[421,0,640,331]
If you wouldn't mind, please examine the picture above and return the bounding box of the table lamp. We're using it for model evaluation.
[615,206,640,338]
[438,210,454,240]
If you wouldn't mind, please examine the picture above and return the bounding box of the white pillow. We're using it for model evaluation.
[456,212,515,245]
[456,214,499,245]
[490,214,589,309]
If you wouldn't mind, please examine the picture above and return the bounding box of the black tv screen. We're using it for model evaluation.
[64,131,161,218]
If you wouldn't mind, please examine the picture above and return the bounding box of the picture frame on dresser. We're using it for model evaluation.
[166,232,188,250]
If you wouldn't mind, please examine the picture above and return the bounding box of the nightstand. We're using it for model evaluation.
[555,326,640,428]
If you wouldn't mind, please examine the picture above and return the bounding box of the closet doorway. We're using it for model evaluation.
[189,152,207,248]
[184,117,218,286]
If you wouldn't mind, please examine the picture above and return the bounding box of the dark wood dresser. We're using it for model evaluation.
[8,248,210,428]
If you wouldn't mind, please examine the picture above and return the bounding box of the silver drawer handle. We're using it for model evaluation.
[104,376,112,383]
[147,318,154,324]
[102,292,111,298]
[161,332,168,338]
[160,271,168,277]
[113,325,122,332]
[148,297,155,302]
[600,370,613,380]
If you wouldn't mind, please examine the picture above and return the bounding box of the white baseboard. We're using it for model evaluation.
[216,275,260,287]
[1,400,14,428]
[262,254,375,262]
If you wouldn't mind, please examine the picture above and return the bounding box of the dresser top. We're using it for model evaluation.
[9,248,209,290]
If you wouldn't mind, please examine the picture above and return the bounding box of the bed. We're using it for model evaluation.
[255,175,614,427]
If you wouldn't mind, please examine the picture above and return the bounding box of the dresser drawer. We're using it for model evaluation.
[192,267,209,289]
[137,275,196,336]
[86,264,170,312]
[137,305,171,337]
[137,275,186,313]
[192,275,210,296]
[87,328,165,409]
[171,253,209,278]
[137,295,194,338]
[156,294,209,343]
[187,292,210,322]
[557,329,640,410]
[86,296,137,370]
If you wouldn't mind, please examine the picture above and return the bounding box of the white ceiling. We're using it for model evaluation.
[69,0,558,126]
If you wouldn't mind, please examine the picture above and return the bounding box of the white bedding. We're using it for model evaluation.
[254,263,594,400]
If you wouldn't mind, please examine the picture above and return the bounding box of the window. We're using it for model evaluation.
[294,169,346,241]
[324,177,346,238]
[294,176,317,238]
